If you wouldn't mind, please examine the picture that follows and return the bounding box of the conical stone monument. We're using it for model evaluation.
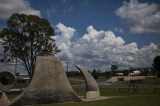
[10,56,81,106]
[0,92,10,106]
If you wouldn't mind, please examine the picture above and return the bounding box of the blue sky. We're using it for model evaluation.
[0,0,160,46]
[0,0,160,70]
[26,0,160,47]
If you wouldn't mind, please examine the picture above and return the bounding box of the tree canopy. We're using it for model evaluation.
[0,13,60,78]
[153,55,160,77]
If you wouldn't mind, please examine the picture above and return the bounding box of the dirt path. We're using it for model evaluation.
[106,76,146,83]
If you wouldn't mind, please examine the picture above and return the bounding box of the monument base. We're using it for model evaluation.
[86,91,100,99]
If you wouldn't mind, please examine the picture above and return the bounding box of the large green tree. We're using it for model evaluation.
[0,13,60,78]
[153,55,160,77]
[110,63,118,75]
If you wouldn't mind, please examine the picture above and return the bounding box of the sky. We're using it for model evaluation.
[0,0,160,71]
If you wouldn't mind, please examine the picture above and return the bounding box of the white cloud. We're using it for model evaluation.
[0,0,41,19]
[55,23,76,60]
[55,23,76,47]
[116,0,160,33]
[55,23,160,70]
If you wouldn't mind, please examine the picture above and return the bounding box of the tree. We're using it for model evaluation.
[105,71,112,79]
[0,13,60,78]
[152,55,160,77]
[110,63,118,75]
[91,69,99,79]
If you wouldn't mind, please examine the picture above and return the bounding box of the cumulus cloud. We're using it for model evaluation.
[0,0,41,19]
[55,23,160,70]
[116,0,160,33]
[54,23,76,60]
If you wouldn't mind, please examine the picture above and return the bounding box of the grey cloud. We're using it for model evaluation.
[116,0,160,33]
[0,0,41,19]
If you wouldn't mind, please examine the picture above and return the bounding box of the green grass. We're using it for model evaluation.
[12,76,160,89]
[7,87,160,106]
[7,77,160,106]
[75,88,160,96]
[68,77,85,85]
[68,76,108,85]
[34,95,160,106]
[9,87,159,98]
[7,88,160,99]
[96,76,108,82]
[143,77,160,84]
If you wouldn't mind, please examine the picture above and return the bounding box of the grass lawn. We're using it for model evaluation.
[68,76,108,85]
[75,88,160,97]
[143,77,160,84]
[34,95,160,106]
[68,77,85,85]
[7,88,160,106]
[34,87,160,106]
[96,76,108,82]
[6,76,160,106]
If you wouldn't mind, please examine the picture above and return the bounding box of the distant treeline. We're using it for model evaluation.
[66,67,157,79]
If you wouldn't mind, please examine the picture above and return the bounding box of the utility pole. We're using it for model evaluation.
[15,57,17,75]
[66,61,69,72]
[65,61,72,72]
